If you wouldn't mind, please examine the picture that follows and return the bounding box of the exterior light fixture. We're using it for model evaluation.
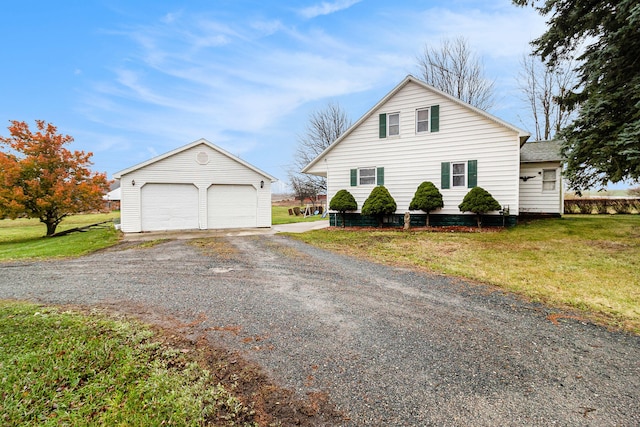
[132,179,135,186]
[260,180,264,188]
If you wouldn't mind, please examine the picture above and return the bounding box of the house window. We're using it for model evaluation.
[543,169,556,191]
[452,162,466,187]
[416,108,429,133]
[351,167,384,186]
[388,113,399,136]
[359,168,376,185]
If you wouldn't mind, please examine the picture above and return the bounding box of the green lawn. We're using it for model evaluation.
[0,301,255,426]
[0,212,121,261]
[272,205,328,225]
[291,215,640,333]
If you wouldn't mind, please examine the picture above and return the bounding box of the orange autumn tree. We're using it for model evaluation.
[0,120,110,236]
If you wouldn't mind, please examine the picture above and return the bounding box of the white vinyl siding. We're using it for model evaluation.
[519,163,563,214]
[307,80,521,215]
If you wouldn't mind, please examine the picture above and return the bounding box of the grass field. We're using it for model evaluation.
[0,212,121,261]
[291,215,640,333]
[272,205,328,225]
[0,301,255,426]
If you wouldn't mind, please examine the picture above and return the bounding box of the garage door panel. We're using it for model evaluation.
[141,184,199,231]
[208,185,256,228]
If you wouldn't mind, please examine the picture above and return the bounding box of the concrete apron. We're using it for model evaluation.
[122,220,330,242]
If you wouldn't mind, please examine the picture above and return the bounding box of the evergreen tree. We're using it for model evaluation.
[361,186,397,227]
[329,189,357,228]
[408,181,444,227]
[458,187,501,228]
[513,0,640,191]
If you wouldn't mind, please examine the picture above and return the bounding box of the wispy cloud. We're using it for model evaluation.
[298,0,361,19]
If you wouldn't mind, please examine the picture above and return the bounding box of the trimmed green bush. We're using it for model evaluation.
[362,186,397,227]
[408,181,444,227]
[458,186,501,228]
[329,189,357,227]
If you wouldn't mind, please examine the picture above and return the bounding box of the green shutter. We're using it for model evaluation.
[376,167,384,186]
[379,114,387,138]
[468,160,477,188]
[431,105,440,132]
[350,169,357,186]
[441,162,450,189]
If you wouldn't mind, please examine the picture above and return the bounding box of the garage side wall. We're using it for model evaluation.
[119,143,271,232]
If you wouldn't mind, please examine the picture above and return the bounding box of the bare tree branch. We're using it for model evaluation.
[518,53,577,140]
[416,37,496,110]
[289,102,351,202]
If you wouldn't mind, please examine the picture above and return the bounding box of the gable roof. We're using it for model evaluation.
[520,140,563,163]
[302,75,530,174]
[113,138,277,181]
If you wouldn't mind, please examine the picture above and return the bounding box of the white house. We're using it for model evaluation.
[302,75,563,226]
[114,139,276,233]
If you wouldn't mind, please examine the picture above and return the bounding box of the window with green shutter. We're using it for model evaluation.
[350,169,357,186]
[376,167,384,186]
[379,114,386,138]
[467,160,477,188]
[431,105,439,132]
[441,162,450,189]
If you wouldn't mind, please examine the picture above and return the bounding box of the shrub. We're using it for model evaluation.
[408,181,444,227]
[329,189,357,227]
[458,187,501,228]
[361,186,397,227]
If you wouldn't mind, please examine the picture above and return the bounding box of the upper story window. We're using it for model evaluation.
[416,108,429,133]
[379,112,400,138]
[388,113,399,136]
[542,169,557,191]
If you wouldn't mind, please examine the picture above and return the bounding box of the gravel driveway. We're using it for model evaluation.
[1,233,638,426]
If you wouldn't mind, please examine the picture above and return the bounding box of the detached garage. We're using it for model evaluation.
[113,139,276,233]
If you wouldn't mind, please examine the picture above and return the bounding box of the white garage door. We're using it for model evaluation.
[207,185,257,228]
[141,183,199,231]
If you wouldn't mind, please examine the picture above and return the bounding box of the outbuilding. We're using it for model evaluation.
[114,139,275,233]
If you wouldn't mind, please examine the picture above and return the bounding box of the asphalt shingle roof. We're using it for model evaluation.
[520,140,563,163]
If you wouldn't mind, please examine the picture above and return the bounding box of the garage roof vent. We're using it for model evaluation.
[196,151,209,165]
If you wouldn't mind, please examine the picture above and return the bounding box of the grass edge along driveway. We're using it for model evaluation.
[291,215,640,334]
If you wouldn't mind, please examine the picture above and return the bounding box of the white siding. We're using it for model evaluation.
[519,162,563,214]
[311,81,521,215]
[119,142,271,232]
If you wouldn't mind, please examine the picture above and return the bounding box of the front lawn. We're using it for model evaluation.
[291,215,640,333]
[0,212,121,261]
[0,301,255,426]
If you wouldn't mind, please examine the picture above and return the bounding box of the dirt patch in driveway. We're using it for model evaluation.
[74,300,346,426]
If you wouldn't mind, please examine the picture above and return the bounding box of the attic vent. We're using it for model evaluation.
[196,151,209,165]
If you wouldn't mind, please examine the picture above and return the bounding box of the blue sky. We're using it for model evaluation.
[1,0,549,191]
